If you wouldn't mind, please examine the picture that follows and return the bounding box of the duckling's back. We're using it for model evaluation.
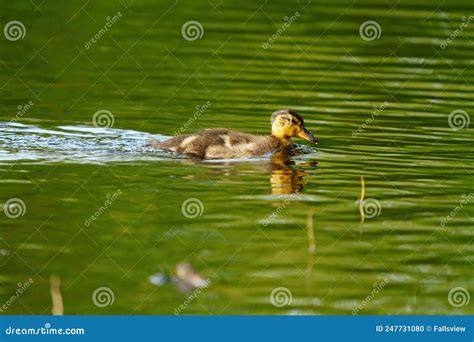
[149,128,280,159]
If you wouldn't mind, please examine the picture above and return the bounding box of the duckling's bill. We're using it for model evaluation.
[297,127,318,144]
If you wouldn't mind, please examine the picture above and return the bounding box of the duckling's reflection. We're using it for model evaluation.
[177,148,317,195]
[269,149,317,195]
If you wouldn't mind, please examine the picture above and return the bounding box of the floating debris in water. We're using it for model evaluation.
[148,261,210,293]
[174,261,210,292]
[148,273,169,286]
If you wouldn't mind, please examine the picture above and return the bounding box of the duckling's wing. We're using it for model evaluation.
[152,129,228,158]
[200,129,278,159]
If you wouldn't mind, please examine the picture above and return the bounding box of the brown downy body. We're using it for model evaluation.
[148,109,317,159]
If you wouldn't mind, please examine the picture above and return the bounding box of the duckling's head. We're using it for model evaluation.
[270,109,318,145]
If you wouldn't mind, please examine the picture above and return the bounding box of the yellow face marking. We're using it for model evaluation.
[272,114,304,140]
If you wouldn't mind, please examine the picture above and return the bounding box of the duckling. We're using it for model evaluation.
[149,109,317,159]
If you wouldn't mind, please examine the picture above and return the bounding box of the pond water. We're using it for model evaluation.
[0,0,473,315]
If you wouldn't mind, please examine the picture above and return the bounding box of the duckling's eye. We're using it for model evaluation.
[279,117,291,127]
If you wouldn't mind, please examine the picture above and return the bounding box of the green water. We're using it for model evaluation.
[0,0,473,315]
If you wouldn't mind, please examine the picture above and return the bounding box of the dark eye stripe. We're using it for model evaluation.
[279,115,301,125]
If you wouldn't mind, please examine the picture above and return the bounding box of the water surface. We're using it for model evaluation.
[0,0,473,315]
